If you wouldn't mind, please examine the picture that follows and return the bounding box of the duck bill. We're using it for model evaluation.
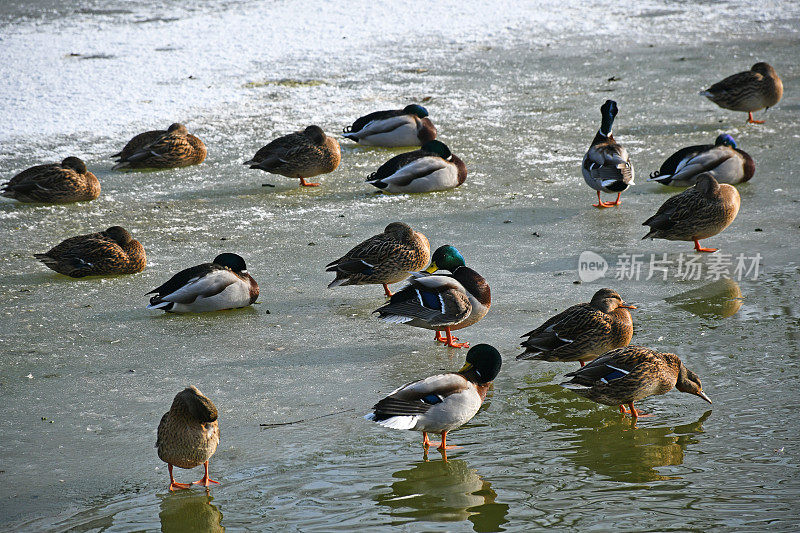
[696,390,712,404]
[619,304,637,309]
[458,362,473,373]
[425,262,439,274]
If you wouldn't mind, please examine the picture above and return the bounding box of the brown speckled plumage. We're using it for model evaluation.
[156,386,220,471]
[518,288,634,364]
[2,157,100,203]
[326,222,431,290]
[642,173,740,246]
[112,128,168,161]
[34,226,146,277]
[244,125,341,184]
[701,62,783,122]
[113,123,206,170]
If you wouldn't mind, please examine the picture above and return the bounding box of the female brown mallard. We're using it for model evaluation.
[34,226,146,277]
[112,123,206,170]
[642,173,740,253]
[517,289,635,367]
[156,386,220,491]
[373,245,490,349]
[2,157,100,203]
[244,125,341,187]
[326,222,431,297]
[560,345,712,418]
[700,62,783,124]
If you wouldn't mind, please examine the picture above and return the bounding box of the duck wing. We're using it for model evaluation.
[367,373,470,421]
[373,274,471,327]
[344,109,404,134]
[147,264,238,304]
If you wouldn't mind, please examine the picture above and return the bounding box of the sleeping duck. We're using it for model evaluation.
[147,253,259,313]
[35,226,146,277]
[642,173,740,253]
[366,140,466,194]
[649,134,755,187]
[365,344,502,451]
[156,386,221,491]
[343,104,437,147]
[373,245,490,348]
[582,100,635,208]
[113,123,206,170]
[326,222,430,297]
[560,345,712,418]
[518,289,635,367]
[700,62,783,124]
[2,157,100,203]
[244,125,341,187]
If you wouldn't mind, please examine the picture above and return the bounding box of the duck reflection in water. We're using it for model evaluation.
[665,278,743,319]
[375,457,509,532]
[159,491,224,533]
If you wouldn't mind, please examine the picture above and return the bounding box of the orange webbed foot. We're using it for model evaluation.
[693,240,718,253]
[192,477,220,487]
[747,112,765,124]
[169,482,191,491]
[299,178,320,187]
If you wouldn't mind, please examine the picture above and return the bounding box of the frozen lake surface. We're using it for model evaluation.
[1,0,799,530]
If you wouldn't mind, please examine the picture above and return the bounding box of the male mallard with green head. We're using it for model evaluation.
[642,173,740,253]
[560,345,712,418]
[326,222,431,297]
[2,157,100,203]
[518,289,635,367]
[34,226,146,277]
[365,344,502,451]
[343,104,437,147]
[373,245,490,348]
[649,134,755,187]
[582,100,635,208]
[244,125,341,187]
[366,140,466,193]
[113,123,207,170]
[156,386,220,491]
[700,62,783,124]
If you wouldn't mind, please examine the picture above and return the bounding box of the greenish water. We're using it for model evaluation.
[1,1,799,531]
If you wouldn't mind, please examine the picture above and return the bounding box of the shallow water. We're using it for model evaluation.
[1,0,799,531]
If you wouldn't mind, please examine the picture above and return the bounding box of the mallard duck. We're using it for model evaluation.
[326,222,431,297]
[112,126,170,161]
[342,104,437,147]
[700,62,783,124]
[244,125,341,187]
[582,100,635,208]
[365,344,502,450]
[560,345,712,418]
[373,245,490,348]
[642,173,740,253]
[113,123,206,170]
[2,157,100,203]
[517,289,635,367]
[34,226,146,277]
[146,253,259,313]
[366,140,466,193]
[156,386,220,491]
[649,134,755,187]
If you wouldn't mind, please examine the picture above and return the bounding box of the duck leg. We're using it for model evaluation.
[747,111,765,124]
[592,191,615,209]
[168,464,191,491]
[441,327,468,348]
[422,431,459,450]
[299,177,320,187]
[382,284,393,298]
[192,461,220,487]
[693,239,718,253]
[434,330,459,343]
[609,193,622,206]
[579,361,586,368]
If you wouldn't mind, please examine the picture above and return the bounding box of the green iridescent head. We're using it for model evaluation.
[426,245,465,273]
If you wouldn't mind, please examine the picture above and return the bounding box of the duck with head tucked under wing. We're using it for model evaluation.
[642,173,740,253]
[649,134,755,187]
[343,104,437,147]
[373,245,489,348]
[700,62,783,124]
[366,140,466,194]
[113,123,207,170]
[365,344,502,452]
[582,100,635,208]
[34,226,146,277]
[2,157,100,204]
[560,345,712,419]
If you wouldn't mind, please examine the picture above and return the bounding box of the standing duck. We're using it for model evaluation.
[560,345,712,418]
[244,125,341,187]
[365,344,502,451]
[34,226,146,277]
[700,62,783,124]
[343,104,437,147]
[642,173,740,253]
[649,134,755,187]
[326,222,431,297]
[156,386,221,491]
[517,289,635,367]
[2,157,100,203]
[373,245,490,348]
[112,123,206,170]
[366,140,466,194]
[582,100,635,208]
[146,253,259,313]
